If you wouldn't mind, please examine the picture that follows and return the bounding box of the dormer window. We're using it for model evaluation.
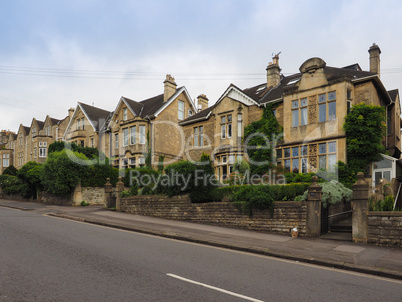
[123,108,128,121]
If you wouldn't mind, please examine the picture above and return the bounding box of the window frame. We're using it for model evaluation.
[178,101,184,120]
[130,126,136,145]
[139,125,146,144]
[123,128,129,147]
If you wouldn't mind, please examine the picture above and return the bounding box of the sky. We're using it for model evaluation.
[1,0,402,132]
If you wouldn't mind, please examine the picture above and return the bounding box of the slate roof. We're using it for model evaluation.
[36,120,45,130]
[180,61,385,125]
[50,117,61,125]
[79,102,112,131]
[122,97,144,116]
[122,87,185,118]
[388,89,399,102]
[23,126,30,134]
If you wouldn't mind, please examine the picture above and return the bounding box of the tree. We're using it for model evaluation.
[41,150,88,197]
[16,161,43,199]
[243,104,282,174]
[343,103,386,171]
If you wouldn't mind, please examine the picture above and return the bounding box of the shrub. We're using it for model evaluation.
[41,150,88,197]
[233,159,250,175]
[16,161,43,199]
[370,195,395,211]
[163,155,218,202]
[81,161,119,187]
[2,165,17,176]
[210,185,243,201]
[294,180,352,207]
[231,185,275,216]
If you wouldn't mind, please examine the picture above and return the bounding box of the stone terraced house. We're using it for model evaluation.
[1,44,401,187]
[106,75,197,169]
[180,44,401,183]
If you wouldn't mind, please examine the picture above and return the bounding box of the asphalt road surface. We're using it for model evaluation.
[0,206,401,302]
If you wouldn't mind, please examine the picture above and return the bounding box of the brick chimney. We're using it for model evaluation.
[163,74,177,102]
[266,53,281,89]
[197,94,209,112]
[368,43,381,77]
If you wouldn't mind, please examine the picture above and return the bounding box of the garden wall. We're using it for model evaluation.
[81,187,105,205]
[121,195,307,236]
[368,212,402,247]
[40,191,72,206]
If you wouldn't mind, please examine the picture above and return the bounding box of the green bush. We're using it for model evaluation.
[16,161,43,199]
[210,185,244,201]
[0,175,30,197]
[41,150,88,197]
[81,161,119,187]
[162,155,218,202]
[2,165,18,176]
[370,195,395,211]
[231,185,275,216]
[294,180,352,207]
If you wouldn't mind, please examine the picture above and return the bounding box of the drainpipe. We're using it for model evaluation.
[145,115,153,167]
[386,103,391,149]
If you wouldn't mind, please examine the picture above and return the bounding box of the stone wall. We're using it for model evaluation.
[368,212,402,247]
[121,194,307,236]
[40,191,72,206]
[81,187,105,205]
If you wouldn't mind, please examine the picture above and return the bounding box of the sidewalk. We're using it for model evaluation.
[1,198,401,280]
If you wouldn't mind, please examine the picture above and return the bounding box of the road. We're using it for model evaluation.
[0,206,401,301]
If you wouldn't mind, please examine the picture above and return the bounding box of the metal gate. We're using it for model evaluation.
[320,203,329,235]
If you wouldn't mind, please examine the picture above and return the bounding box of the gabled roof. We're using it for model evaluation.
[179,104,217,125]
[50,117,61,125]
[17,124,30,136]
[36,120,45,130]
[62,103,112,140]
[109,86,196,129]
[122,97,144,116]
[153,86,196,118]
[181,57,397,126]
[79,102,112,131]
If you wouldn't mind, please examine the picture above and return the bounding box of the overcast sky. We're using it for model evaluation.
[1,0,402,132]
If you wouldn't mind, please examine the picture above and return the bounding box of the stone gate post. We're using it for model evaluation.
[115,176,124,212]
[306,175,322,237]
[104,178,112,208]
[352,172,369,243]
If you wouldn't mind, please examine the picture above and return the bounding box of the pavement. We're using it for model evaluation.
[1,198,401,280]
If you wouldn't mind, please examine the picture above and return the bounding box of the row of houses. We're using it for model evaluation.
[1,44,401,187]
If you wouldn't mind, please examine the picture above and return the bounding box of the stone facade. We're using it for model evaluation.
[106,76,197,170]
[120,195,307,236]
[368,212,402,247]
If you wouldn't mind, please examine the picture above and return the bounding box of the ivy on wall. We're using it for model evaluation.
[243,104,282,175]
[343,103,386,172]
